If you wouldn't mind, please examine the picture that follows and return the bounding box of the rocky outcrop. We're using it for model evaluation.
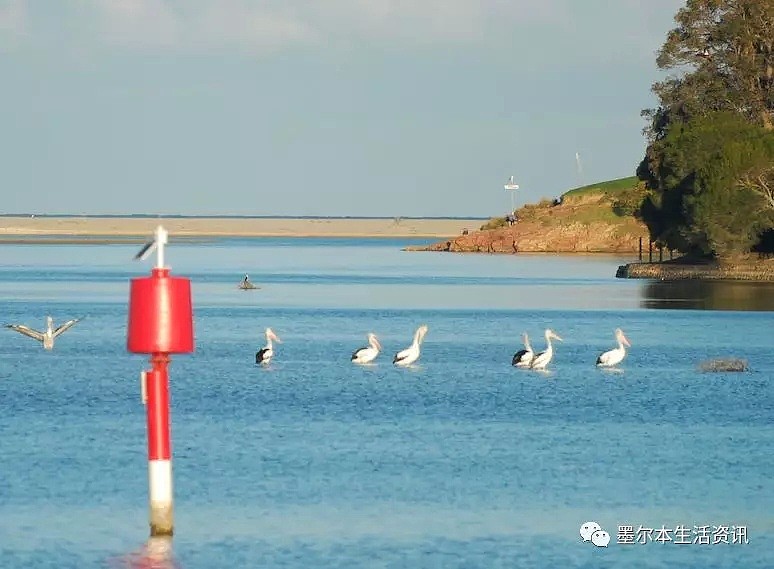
[417,221,647,254]
[413,192,650,254]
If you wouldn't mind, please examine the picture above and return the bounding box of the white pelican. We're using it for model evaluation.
[596,328,631,368]
[511,332,534,367]
[530,329,563,370]
[255,328,281,365]
[351,333,382,364]
[5,316,82,350]
[393,324,428,367]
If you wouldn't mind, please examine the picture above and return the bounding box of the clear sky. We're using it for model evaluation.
[0,0,684,217]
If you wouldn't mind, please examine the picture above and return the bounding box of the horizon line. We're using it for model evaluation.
[1,213,489,220]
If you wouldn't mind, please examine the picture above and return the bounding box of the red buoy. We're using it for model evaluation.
[128,268,194,354]
[127,226,194,537]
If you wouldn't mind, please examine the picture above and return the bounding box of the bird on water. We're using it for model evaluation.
[530,329,563,371]
[512,332,534,367]
[256,327,281,365]
[393,325,428,367]
[596,328,631,368]
[352,333,382,364]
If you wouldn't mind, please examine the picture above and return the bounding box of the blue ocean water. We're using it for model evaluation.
[0,238,772,568]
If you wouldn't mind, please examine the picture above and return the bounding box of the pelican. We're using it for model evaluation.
[5,316,82,350]
[511,332,534,367]
[596,328,631,368]
[393,324,428,367]
[255,328,281,365]
[351,333,382,364]
[530,329,563,370]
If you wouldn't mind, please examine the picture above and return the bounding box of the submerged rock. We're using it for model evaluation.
[697,358,749,372]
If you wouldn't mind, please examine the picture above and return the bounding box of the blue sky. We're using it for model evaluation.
[0,0,684,216]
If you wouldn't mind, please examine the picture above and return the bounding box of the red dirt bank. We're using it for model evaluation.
[417,194,649,254]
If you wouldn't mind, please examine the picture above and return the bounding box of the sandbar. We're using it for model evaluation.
[0,216,483,242]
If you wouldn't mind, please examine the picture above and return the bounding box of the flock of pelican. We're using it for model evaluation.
[2,312,630,372]
[256,325,632,369]
[256,324,430,367]
[4,235,633,372]
[512,328,631,369]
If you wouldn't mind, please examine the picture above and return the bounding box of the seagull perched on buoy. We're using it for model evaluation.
[255,328,281,365]
[596,328,631,368]
[393,324,428,367]
[351,333,382,364]
[512,332,534,367]
[5,316,83,350]
[530,329,563,371]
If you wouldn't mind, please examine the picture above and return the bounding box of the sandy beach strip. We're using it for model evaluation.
[0,216,483,241]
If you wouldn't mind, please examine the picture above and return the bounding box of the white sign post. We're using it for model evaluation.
[504,175,519,214]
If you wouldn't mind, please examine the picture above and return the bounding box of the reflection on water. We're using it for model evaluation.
[108,537,181,569]
[642,280,774,311]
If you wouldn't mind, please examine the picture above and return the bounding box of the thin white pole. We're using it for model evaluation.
[154,225,168,270]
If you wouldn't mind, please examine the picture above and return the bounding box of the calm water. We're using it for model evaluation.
[0,238,772,569]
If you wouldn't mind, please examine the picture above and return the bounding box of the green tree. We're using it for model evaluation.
[642,112,774,257]
[638,0,774,258]
[654,0,773,131]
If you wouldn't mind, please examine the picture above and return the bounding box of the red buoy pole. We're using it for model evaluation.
[128,226,194,538]
[146,353,173,536]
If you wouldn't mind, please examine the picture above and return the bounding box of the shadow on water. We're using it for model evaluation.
[642,280,774,311]
[107,537,181,569]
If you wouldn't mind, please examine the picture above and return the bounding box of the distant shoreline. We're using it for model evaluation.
[1,213,487,220]
[0,216,481,241]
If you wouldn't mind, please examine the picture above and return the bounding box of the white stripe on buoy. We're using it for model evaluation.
[148,459,173,536]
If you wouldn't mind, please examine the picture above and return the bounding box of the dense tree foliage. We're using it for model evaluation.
[638,0,774,259]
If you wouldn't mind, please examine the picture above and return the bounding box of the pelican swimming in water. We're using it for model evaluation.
[351,333,382,364]
[4,316,82,350]
[530,329,563,370]
[393,324,428,367]
[512,332,534,367]
[255,328,281,365]
[596,328,631,368]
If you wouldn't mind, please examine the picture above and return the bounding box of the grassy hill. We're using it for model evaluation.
[479,175,646,232]
[562,176,640,198]
[421,175,649,253]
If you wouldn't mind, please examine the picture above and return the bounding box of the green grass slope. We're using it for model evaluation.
[562,176,639,198]
[480,175,645,231]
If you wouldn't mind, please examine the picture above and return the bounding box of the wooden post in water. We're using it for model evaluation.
[639,237,643,262]
[659,244,663,263]
[648,239,653,263]
[669,248,673,260]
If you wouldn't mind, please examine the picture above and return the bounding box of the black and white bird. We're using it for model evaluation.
[5,316,82,350]
[596,328,631,368]
[134,225,168,267]
[255,328,281,365]
[239,274,258,290]
[351,333,382,364]
[512,332,534,367]
[530,329,563,370]
[393,324,428,367]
